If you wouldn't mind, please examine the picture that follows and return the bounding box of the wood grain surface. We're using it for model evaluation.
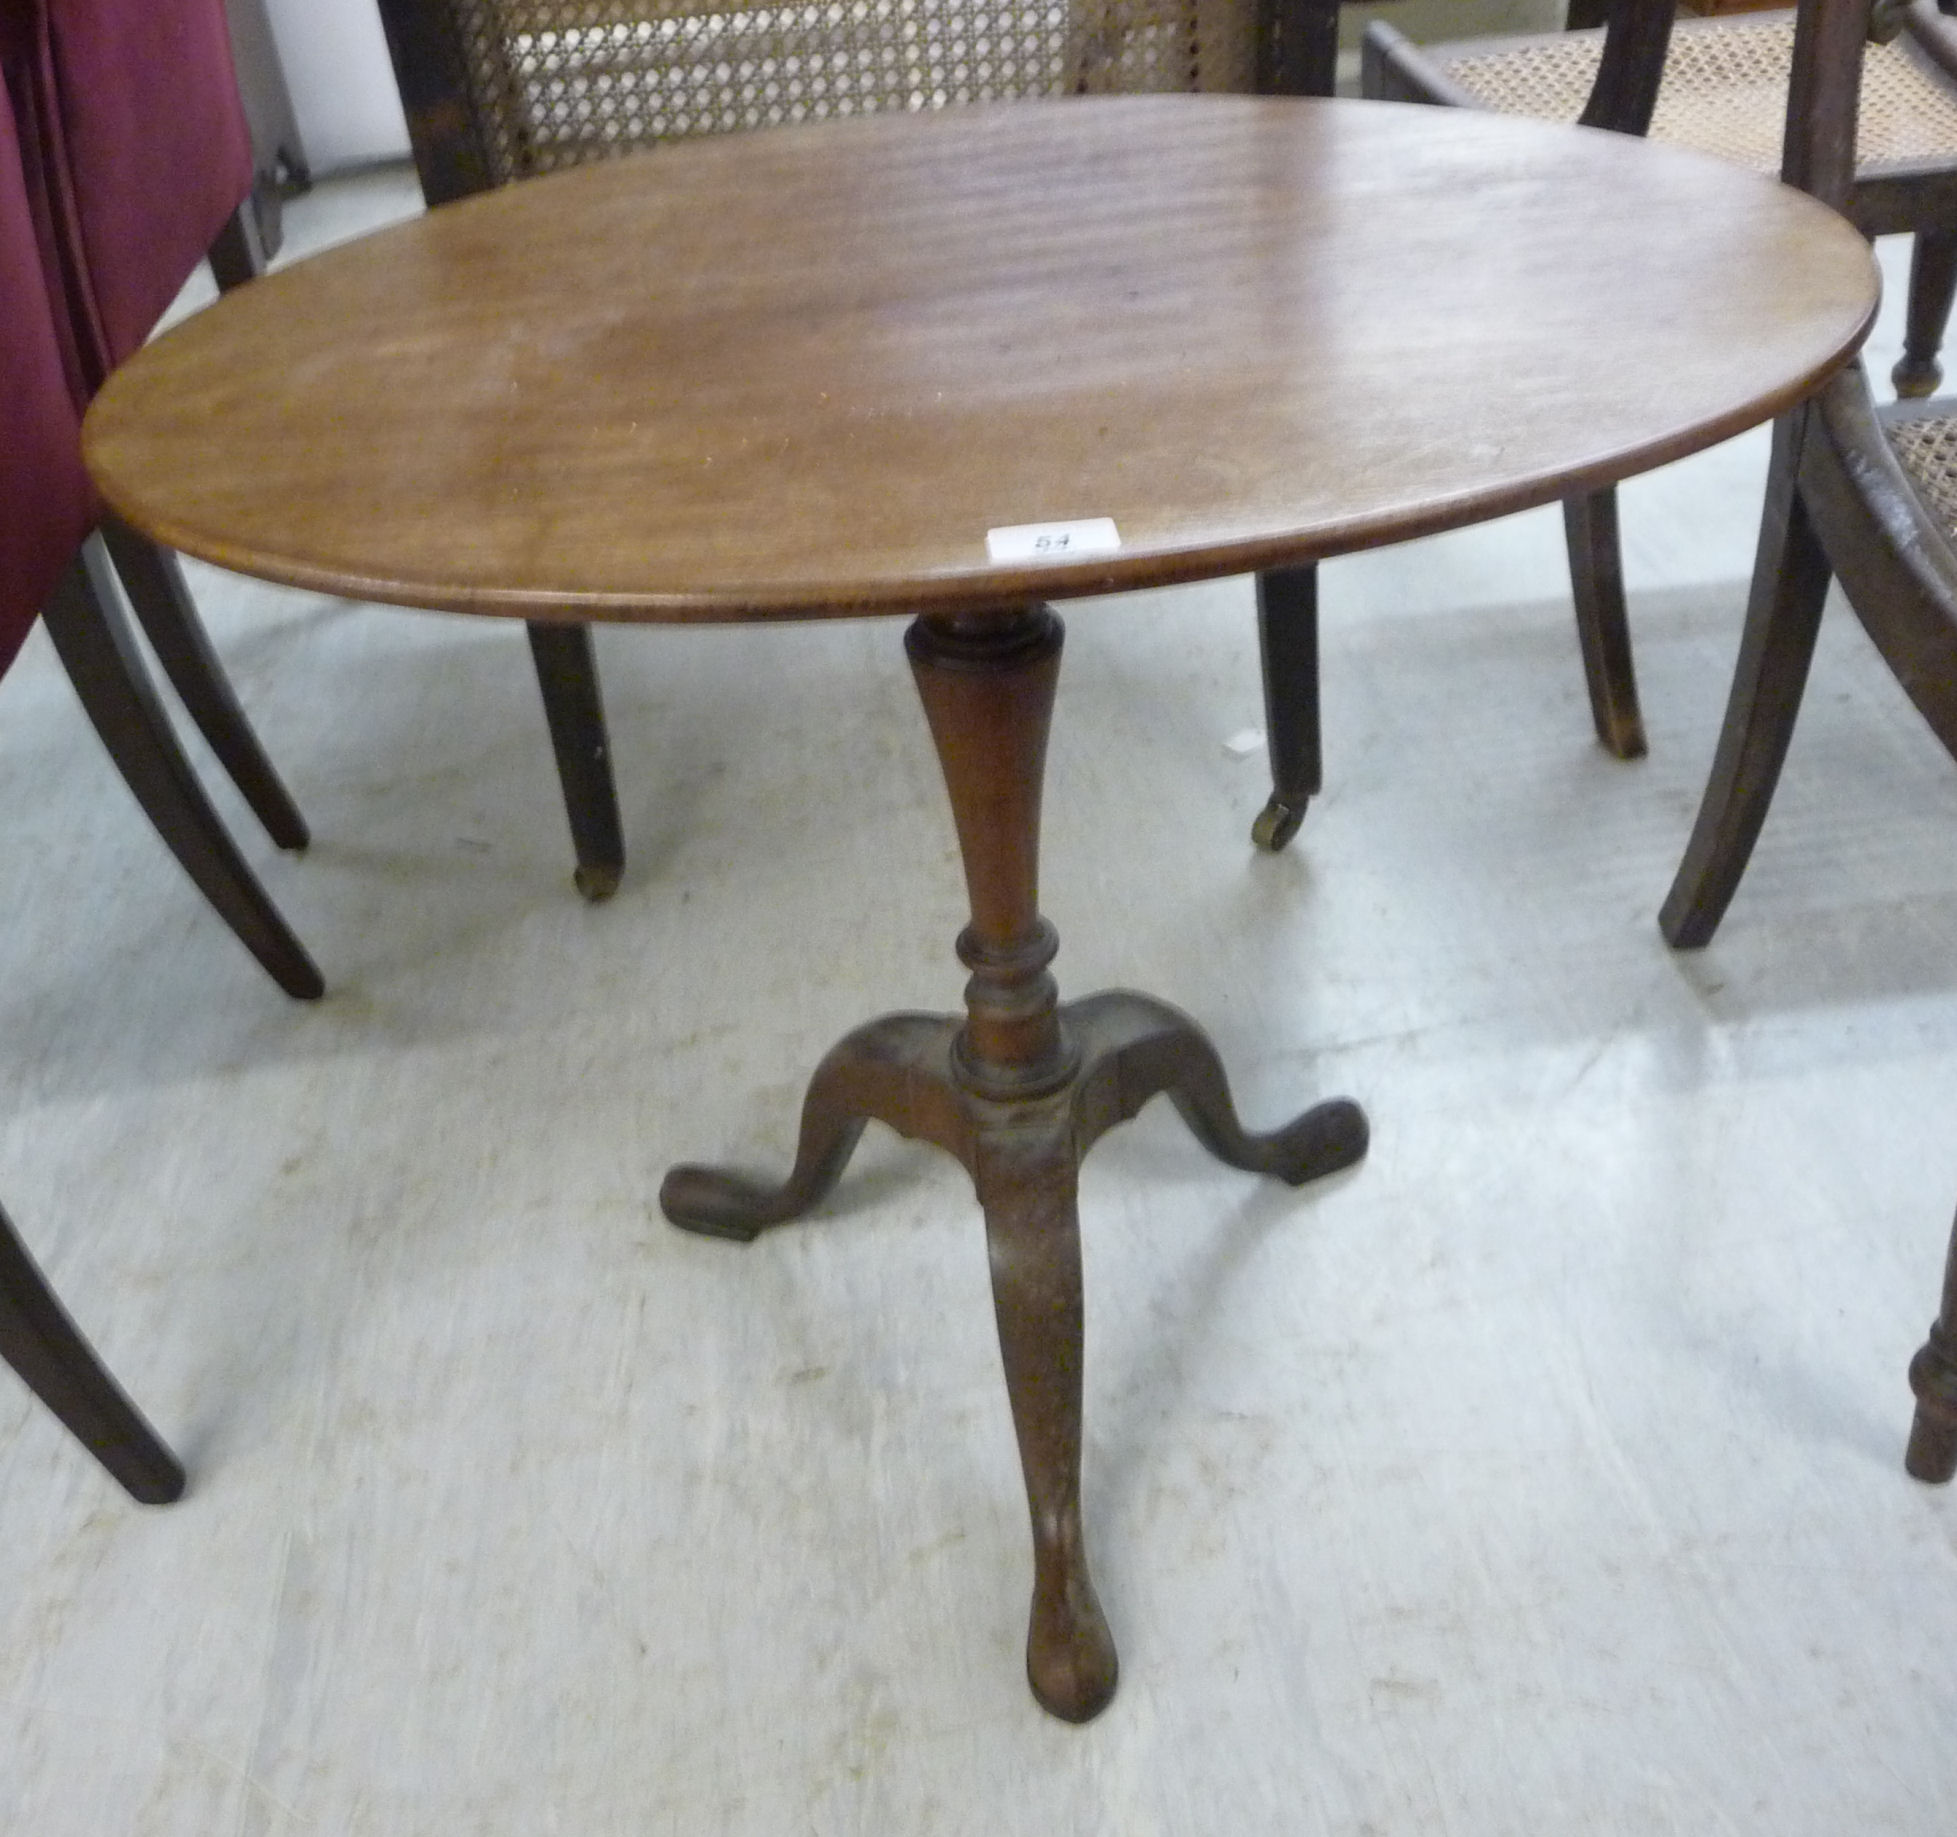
[84,95,1879,623]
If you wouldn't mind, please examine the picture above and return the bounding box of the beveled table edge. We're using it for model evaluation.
[85,98,1882,626]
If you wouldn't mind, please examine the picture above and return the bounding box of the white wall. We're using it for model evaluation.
[264,0,410,172]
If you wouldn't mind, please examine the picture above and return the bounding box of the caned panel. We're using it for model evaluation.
[1444,13,1957,174]
[449,0,1260,180]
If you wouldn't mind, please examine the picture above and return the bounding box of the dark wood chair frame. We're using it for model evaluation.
[41,521,322,998]
[8,94,323,998]
[8,0,323,992]
[0,1193,184,1502]
[1660,362,1957,1476]
[1625,0,1957,1484]
[99,193,618,938]
[1364,0,1957,764]
[37,197,324,999]
[0,39,286,1504]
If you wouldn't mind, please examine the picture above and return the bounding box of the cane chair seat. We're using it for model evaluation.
[445,0,1259,181]
[1883,404,1957,534]
[1441,12,1957,176]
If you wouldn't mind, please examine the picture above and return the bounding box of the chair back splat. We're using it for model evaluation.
[379,0,1278,200]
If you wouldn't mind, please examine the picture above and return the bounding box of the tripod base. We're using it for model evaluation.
[662,989,1366,1721]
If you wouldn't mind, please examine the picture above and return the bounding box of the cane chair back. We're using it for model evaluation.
[472,0,1254,182]
[385,0,1276,205]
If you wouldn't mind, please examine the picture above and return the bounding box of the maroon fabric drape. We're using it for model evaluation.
[0,94,94,677]
[9,0,252,390]
[0,0,254,671]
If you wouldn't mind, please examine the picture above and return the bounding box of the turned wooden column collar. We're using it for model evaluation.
[907,605,1078,1101]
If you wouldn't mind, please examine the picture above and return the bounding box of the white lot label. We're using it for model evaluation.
[985,518,1121,564]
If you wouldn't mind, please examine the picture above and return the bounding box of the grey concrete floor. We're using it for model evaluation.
[2,157,1955,1834]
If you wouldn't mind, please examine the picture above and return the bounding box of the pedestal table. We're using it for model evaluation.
[84,96,1879,1720]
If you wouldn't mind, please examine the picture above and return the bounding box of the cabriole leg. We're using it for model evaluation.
[975,1120,1115,1721]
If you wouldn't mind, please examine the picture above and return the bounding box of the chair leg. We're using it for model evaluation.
[1251,562,1322,853]
[97,517,308,852]
[1892,227,1957,401]
[40,541,324,998]
[206,199,268,292]
[1908,1201,1957,1483]
[1259,0,1339,94]
[526,621,625,902]
[0,1198,184,1503]
[1563,488,1647,759]
[1659,413,1831,949]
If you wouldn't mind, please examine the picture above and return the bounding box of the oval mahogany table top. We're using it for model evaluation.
[85,95,1878,623]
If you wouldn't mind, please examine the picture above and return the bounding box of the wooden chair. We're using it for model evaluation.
[1365,0,1957,763]
[0,48,322,998]
[18,0,616,910]
[1620,0,1957,1482]
[0,96,201,1504]
[371,0,1363,855]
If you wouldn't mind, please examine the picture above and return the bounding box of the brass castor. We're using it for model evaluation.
[1893,352,1944,400]
[573,862,622,902]
[1251,795,1306,853]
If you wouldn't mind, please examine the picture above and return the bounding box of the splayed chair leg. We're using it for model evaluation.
[1563,488,1647,759]
[0,1200,184,1503]
[1660,412,1831,949]
[97,516,309,851]
[1252,562,1322,852]
[527,621,625,902]
[41,543,323,999]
